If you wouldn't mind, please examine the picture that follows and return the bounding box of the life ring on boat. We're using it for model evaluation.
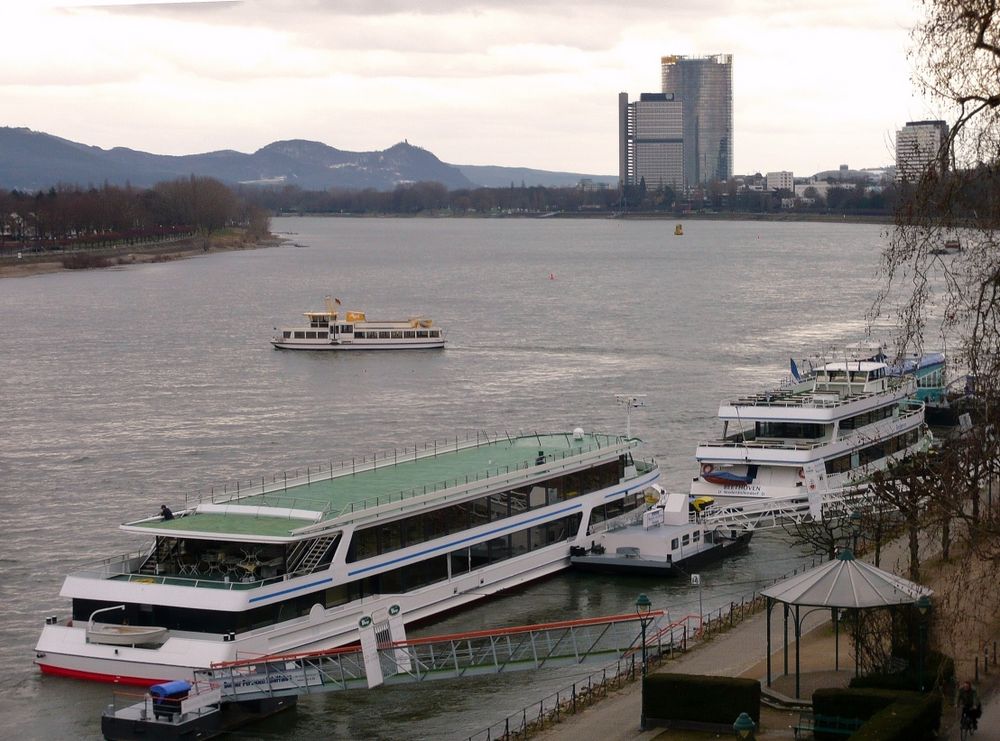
[701,463,714,475]
[798,468,806,480]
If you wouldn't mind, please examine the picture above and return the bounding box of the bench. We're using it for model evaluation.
[793,711,864,739]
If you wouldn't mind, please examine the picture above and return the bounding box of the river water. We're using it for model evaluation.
[0,216,889,738]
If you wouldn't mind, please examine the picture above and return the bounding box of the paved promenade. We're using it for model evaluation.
[535,606,836,741]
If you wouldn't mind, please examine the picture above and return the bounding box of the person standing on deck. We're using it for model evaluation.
[160,504,174,521]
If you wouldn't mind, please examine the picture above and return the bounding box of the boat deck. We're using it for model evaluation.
[127,433,630,539]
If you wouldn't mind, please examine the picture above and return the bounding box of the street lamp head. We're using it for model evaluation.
[635,593,652,617]
[916,594,932,617]
[733,711,756,740]
[850,509,862,531]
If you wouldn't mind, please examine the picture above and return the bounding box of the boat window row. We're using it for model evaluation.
[353,330,441,339]
[917,368,944,388]
[839,404,896,431]
[73,513,583,634]
[819,367,884,382]
[584,489,647,532]
[346,459,623,562]
[754,421,826,440]
[824,428,921,475]
[285,331,329,340]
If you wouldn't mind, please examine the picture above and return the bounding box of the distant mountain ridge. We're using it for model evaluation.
[0,127,616,192]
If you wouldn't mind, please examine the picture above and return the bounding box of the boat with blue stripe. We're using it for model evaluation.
[35,429,659,685]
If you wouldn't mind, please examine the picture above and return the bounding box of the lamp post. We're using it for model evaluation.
[916,594,932,692]
[733,711,756,740]
[636,593,652,730]
[849,509,862,553]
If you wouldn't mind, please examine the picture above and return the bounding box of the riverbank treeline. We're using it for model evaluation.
[0,176,270,249]
[239,178,898,217]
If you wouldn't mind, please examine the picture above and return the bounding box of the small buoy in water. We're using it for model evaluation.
[549,273,555,280]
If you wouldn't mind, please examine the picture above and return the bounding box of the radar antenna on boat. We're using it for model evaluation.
[615,394,646,438]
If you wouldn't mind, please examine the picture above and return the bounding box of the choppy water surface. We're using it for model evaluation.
[0,217,888,738]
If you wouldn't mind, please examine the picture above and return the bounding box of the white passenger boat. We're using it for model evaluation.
[272,297,445,350]
[35,430,659,685]
[690,359,930,502]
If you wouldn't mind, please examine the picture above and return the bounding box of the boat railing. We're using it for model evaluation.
[179,430,630,514]
[71,549,153,579]
[70,555,297,591]
[292,446,652,533]
[588,506,648,536]
[699,400,926,452]
[727,376,915,409]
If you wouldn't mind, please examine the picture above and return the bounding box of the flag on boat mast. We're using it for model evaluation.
[790,357,801,382]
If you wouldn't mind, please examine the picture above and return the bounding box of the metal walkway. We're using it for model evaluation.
[699,486,888,532]
[102,609,694,738]
[205,610,675,701]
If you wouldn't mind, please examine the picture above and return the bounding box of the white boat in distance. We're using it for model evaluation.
[691,358,930,503]
[272,296,445,350]
[35,429,659,685]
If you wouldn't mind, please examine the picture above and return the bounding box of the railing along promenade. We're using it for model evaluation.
[464,558,822,741]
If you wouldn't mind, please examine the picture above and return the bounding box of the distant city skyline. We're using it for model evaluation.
[3,0,932,177]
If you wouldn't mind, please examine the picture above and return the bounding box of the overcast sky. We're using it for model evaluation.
[2,0,932,176]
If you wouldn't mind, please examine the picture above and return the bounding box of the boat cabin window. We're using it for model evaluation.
[404,331,415,338]
[306,331,317,339]
[282,331,291,339]
[340,325,352,332]
[839,405,896,431]
[824,428,920,475]
[693,531,701,542]
[348,459,624,562]
[754,421,826,440]
[355,331,367,338]
[682,534,690,546]
[318,332,328,339]
[391,331,403,339]
[378,331,390,339]
[417,331,429,338]
[430,330,441,338]
[670,538,679,550]
[294,331,305,339]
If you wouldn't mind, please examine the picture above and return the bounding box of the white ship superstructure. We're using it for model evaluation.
[35,431,658,685]
[691,360,928,502]
[272,297,444,350]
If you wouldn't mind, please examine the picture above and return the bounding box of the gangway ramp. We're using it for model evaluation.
[102,610,682,740]
[205,610,671,700]
[699,487,884,532]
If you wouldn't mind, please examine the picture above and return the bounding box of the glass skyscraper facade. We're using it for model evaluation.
[660,54,733,187]
[618,92,684,191]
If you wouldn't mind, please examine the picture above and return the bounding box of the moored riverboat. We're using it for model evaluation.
[690,359,931,503]
[272,296,445,350]
[35,429,659,684]
[570,486,750,576]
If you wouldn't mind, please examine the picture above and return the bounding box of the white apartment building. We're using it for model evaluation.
[895,120,948,182]
[765,171,793,191]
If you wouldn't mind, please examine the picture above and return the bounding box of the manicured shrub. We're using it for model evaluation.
[643,673,760,727]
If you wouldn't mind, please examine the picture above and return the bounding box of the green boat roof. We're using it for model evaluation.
[125,432,639,541]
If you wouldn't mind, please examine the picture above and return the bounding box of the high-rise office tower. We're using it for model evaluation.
[619,92,684,191]
[895,120,949,182]
[660,54,733,186]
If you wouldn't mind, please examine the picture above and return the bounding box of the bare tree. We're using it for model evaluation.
[872,0,1000,563]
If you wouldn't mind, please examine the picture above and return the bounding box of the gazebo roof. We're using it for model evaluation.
[761,549,932,609]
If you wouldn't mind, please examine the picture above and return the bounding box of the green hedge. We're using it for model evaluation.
[643,673,760,726]
[849,694,942,741]
[812,688,941,741]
